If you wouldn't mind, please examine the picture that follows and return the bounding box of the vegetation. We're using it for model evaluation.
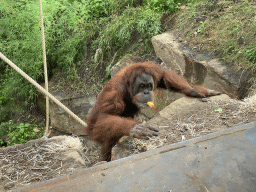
[0,0,186,145]
[175,0,256,78]
[0,120,44,147]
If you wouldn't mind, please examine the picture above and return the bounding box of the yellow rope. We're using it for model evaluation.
[38,0,50,136]
[0,52,87,128]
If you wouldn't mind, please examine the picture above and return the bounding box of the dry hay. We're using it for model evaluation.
[129,97,256,151]
[0,136,89,190]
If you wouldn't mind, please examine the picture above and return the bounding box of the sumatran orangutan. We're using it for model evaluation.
[85,62,220,161]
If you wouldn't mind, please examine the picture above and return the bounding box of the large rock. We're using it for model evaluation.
[37,90,96,135]
[159,94,230,120]
[152,31,187,75]
[152,30,248,99]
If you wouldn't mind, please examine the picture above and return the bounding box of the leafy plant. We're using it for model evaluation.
[144,0,180,13]
[0,120,44,147]
[94,7,162,60]
[84,0,111,18]
[0,121,11,140]
[0,96,10,106]
[0,0,42,106]
[247,47,256,64]
[0,96,11,122]
[101,63,113,84]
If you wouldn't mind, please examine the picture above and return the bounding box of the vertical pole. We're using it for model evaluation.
[38,0,50,136]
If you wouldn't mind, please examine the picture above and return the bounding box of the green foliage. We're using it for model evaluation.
[144,0,182,13]
[83,0,111,18]
[101,63,113,84]
[0,96,11,122]
[0,120,43,147]
[175,0,256,77]
[0,0,42,106]
[0,0,173,121]
[44,0,161,72]
[95,7,162,59]
[247,47,256,64]
[0,96,10,106]
[42,0,88,74]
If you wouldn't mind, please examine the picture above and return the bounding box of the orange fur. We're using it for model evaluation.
[85,62,219,161]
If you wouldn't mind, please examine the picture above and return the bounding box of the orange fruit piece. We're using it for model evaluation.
[147,101,155,108]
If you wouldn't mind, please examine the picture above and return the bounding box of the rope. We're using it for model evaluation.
[0,52,87,128]
[38,0,50,137]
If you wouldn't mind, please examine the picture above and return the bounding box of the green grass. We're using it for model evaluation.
[175,0,256,79]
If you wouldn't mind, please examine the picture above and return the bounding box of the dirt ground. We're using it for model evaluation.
[1,96,256,191]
